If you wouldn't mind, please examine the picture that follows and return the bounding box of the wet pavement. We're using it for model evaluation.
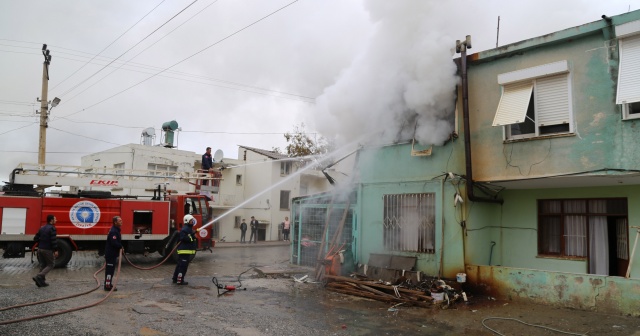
[2,243,640,335]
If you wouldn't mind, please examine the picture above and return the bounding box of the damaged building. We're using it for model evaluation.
[292,10,640,315]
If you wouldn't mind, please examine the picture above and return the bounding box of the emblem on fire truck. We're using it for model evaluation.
[69,200,101,229]
[199,228,208,238]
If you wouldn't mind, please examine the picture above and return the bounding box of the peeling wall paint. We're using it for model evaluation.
[466,265,640,316]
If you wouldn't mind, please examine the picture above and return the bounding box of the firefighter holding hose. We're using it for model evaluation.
[172,215,198,285]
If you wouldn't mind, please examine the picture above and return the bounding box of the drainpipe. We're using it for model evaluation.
[457,36,503,205]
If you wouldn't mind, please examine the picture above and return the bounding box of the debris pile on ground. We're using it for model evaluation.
[323,275,435,307]
[323,274,470,309]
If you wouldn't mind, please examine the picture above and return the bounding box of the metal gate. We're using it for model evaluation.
[291,192,356,268]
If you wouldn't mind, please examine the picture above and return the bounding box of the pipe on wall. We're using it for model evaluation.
[458,38,503,205]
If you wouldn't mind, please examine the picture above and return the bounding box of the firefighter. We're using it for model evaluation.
[104,216,123,291]
[172,214,198,285]
[32,214,58,287]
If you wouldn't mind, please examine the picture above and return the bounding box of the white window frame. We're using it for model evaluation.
[113,162,125,175]
[147,163,178,177]
[280,161,291,176]
[622,102,640,120]
[493,61,573,140]
[615,20,640,116]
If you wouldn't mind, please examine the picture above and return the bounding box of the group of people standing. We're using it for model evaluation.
[238,216,290,243]
[239,216,260,243]
[32,213,199,290]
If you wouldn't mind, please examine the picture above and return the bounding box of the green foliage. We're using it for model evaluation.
[280,123,332,157]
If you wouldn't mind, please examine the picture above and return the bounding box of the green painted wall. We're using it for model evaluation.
[464,10,640,182]
[466,185,640,277]
[467,265,640,316]
[356,142,468,278]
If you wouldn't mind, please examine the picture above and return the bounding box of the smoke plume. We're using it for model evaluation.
[314,0,459,148]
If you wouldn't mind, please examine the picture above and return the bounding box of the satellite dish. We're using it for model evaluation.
[214,149,224,162]
[143,127,155,136]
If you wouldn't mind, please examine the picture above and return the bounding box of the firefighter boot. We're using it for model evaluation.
[32,275,46,287]
[32,276,43,287]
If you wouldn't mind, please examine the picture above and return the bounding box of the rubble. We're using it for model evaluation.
[323,274,468,310]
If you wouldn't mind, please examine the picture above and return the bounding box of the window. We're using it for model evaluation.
[236,174,242,185]
[383,193,435,253]
[538,198,628,258]
[280,190,291,210]
[147,163,177,177]
[234,216,241,228]
[114,162,125,175]
[281,161,292,175]
[622,102,640,120]
[616,23,640,116]
[493,61,572,140]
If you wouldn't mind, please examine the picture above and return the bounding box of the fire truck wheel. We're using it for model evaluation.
[54,240,73,268]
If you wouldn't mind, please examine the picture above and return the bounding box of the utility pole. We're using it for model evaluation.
[38,44,52,166]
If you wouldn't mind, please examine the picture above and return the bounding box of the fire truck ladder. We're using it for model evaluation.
[9,163,212,192]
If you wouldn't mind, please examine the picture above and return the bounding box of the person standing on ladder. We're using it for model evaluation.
[201,147,214,186]
[104,216,123,291]
[172,215,198,285]
[33,214,58,287]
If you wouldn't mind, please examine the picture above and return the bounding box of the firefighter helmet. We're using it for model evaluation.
[183,214,196,225]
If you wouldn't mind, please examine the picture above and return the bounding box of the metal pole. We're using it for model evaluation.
[626,227,640,278]
[38,45,50,166]
[496,16,500,48]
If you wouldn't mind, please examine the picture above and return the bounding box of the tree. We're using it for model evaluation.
[272,123,332,157]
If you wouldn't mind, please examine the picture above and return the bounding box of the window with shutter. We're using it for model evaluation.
[617,34,640,119]
[493,61,572,140]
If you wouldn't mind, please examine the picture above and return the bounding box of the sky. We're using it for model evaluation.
[0,0,636,182]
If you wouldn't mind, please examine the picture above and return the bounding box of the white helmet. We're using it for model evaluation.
[183,214,196,225]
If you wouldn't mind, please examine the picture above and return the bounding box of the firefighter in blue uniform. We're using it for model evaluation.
[33,214,58,287]
[172,214,198,285]
[104,216,123,291]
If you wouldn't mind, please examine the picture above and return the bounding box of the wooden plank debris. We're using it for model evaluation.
[324,275,434,307]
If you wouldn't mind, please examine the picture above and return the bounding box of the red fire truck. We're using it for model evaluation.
[0,163,217,268]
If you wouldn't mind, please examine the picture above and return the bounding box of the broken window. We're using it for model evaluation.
[493,61,572,140]
[383,193,435,253]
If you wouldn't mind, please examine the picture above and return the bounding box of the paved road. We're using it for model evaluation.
[0,241,295,286]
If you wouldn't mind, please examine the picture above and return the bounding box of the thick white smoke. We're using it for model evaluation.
[314,0,460,148]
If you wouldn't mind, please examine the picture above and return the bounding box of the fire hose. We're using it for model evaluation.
[211,266,254,296]
[0,249,123,325]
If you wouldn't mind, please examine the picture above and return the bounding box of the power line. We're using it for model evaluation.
[62,0,219,104]
[58,0,200,99]
[0,150,112,154]
[55,0,300,121]
[0,122,37,136]
[56,117,305,135]
[48,127,123,146]
[0,46,315,102]
[51,0,167,94]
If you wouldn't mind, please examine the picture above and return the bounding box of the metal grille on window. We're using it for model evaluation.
[383,193,435,253]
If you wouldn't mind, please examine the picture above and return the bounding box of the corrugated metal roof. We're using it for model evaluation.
[238,145,289,160]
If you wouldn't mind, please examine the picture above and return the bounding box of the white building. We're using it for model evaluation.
[80,141,345,242]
